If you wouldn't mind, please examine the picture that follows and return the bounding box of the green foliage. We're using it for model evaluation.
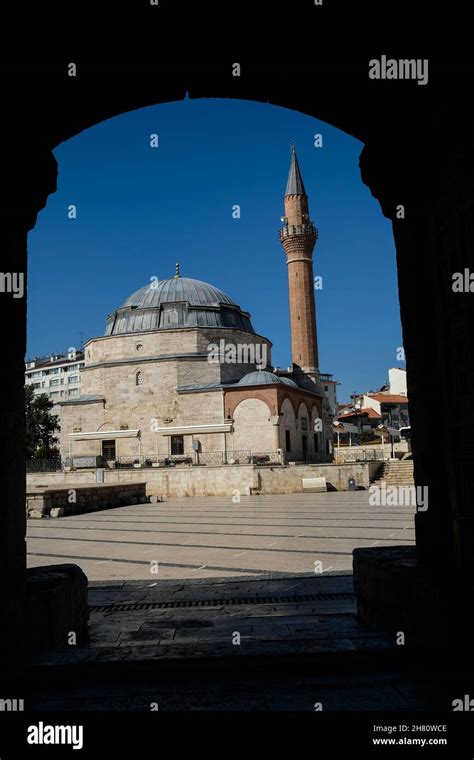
[25,385,60,459]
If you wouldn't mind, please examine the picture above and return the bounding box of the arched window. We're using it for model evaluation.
[136,370,143,386]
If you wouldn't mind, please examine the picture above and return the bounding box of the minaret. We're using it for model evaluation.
[279,145,319,375]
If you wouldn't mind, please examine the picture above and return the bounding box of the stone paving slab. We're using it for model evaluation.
[27,491,415,581]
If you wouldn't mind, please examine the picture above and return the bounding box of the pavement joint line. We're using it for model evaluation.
[282,583,302,592]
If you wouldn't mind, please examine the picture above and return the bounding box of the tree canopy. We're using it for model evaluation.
[25,385,60,459]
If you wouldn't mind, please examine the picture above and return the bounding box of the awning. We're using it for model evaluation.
[68,429,140,441]
[154,423,233,436]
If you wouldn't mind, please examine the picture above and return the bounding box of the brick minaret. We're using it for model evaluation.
[279,145,319,374]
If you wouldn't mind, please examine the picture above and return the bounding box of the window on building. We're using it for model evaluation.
[285,430,291,451]
[136,371,143,386]
[69,388,80,397]
[32,382,41,390]
[68,376,79,384]
[324,385,328,392]
[102,440,116,461]
[49,368,60,375]
[301,417,308,431]
[171,435,184,455]
[50,379,60,387]
[313,433,319,453]
[50,391,60,398]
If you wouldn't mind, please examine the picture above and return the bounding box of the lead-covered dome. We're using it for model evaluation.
[238,370,281,386]
[105,275,255,335]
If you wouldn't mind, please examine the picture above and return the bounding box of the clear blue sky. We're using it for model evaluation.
[27,98,403,403]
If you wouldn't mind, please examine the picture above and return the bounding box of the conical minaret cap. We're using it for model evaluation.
[285,144,307,196]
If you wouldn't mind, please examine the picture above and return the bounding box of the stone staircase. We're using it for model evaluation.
[371,459,414,486]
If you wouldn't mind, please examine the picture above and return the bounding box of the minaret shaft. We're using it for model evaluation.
[280,148,319,372]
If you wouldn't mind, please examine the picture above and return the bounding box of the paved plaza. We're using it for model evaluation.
[27,491,415,581]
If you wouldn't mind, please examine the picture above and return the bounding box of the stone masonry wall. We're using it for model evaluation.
[27,462,377,498]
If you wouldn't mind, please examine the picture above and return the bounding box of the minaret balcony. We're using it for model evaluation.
[279,222,318,242]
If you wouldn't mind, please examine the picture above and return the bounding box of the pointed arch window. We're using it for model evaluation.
[136,370,143,386]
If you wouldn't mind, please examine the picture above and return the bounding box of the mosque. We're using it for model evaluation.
[58,147,334,466]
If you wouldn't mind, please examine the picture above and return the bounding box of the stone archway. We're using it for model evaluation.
[2,63,473,655]
[232,397,274,452]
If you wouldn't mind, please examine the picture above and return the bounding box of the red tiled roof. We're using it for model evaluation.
[368,393,408,404]
[338,407,381,420]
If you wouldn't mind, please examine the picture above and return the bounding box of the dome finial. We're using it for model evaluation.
[175,260,180,278]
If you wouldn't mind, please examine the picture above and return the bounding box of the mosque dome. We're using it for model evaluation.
[279,376,298,387]
[238,370,282,386]
[105,270,255,336]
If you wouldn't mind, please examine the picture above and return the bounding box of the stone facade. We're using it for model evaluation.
[60,326,275,460]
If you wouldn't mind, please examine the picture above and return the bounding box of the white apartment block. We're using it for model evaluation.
[25,348,85,406]
[319,373,339,418]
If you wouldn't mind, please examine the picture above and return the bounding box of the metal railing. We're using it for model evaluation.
[26,459,63,472]
[27,450,287,471]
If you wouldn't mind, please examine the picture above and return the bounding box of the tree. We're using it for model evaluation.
[25,385,60,459]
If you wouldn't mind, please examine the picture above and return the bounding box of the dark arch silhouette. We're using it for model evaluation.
[1,62,473,659]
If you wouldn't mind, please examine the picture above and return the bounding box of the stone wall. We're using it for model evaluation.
[26,482,147,518]
[27,462,378,499]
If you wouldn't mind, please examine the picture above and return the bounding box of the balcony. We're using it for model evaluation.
[279,222,318,242]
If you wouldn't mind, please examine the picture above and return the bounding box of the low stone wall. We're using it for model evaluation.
[27,462,380,499]
[26,482,147,518]
[257,461,381,493]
